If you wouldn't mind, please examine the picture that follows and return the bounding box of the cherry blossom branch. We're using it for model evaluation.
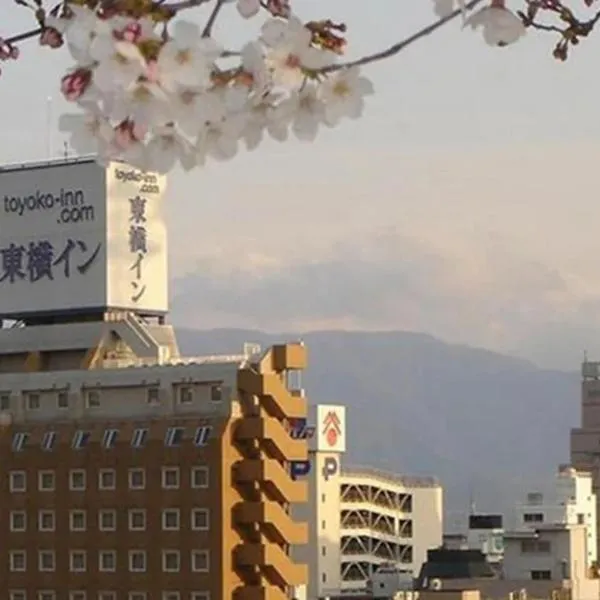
[202,0,226,36]
[322,0,486,73]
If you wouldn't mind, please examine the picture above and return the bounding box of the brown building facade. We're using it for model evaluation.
[571,360,600,559]
[0,314,308,600]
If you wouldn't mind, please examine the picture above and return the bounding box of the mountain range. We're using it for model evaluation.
[175,328,580,523]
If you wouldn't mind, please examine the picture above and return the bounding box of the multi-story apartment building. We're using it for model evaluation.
[290,407,443,599]
[512,465,597,569]
[0,157,309,600]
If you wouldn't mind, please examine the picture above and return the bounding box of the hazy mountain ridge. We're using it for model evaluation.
[175,328,580,514]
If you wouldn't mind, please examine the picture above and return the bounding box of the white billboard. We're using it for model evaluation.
[308,404,346,453]
[0,158,168,319]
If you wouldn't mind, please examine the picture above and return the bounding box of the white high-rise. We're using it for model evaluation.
[291,404,443,599]
[514,465,597,569]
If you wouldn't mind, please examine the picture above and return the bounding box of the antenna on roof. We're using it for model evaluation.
[584,349,588,363]
[63,141,69,159]
[45,96,53,158]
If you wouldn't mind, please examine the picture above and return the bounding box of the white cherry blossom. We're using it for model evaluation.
[262,16,334,88]
[319,67,374,126]
[237,0,261,19]
[240,42,270,94]
[195,113,247,163]
[90,38,147,92]
[58,109,113,156]
[432,0,467,19]
[53,5,111,66]
[278,85,326,142]
[145,125,196,173]
[156,21,221,92]
[108,79,172,131]
[465,2,526,46]
[243,92,290,149]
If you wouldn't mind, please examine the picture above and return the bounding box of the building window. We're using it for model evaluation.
[531,570,552,580]
[10,511,26,532]
[322,572,327,583]
[162,509,180,531]
[162,550,180,573]
[102,429,118,449]
[12,432,28,452]
[165,427,185,447]
[321,546,326,557]
[72,431,90,450]
[69,593,86,600]
[129,550,146,573]
[191,594,210,600]
[191,550,209,573]
[10,550,26,572]
[57,391,69,409]
[178,386,193,404]
[9,591,26,600]
[70,510,87,532]
[26,392,40,411]
[99,510,116,532]
[210,385,222,402]
[69,469,86,491]
[0,393,10,411]
[38,470,55,491]
[129,468,145,490]
[523,513,544,523]
[191,466,209,488]
[70,550,86,572]
[128,594,147,600]
[99,550,116,572]
[321,493,326,503]
[131,428,148,448]
[162,593,180,600]
[129,509,146,531]
[98,593,117,600]
[39,510,55,532]
[521,539,551,553]
[147,387,160,405]
[99,469,116,490]
[191,509,209,531]
[193,426,211,447]
[85,390,101,408]
[38,550,55,572]
[38,593,56,600]
[321,520,326,529]
[41,431,56,451]
[10,470,26,492]
[162,467,180,489]
[578,513,585,525]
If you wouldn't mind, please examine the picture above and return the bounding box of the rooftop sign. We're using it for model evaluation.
[0,158,168,319]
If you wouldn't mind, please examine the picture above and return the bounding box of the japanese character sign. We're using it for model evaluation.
[128,195,148,302]
[0,238,101,285]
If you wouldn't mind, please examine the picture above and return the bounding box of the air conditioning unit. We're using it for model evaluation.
[429,578,442,590]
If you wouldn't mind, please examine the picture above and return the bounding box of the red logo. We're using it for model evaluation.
[322,411,342,447]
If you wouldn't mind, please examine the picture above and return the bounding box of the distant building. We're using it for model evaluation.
[466,514,503,566]
[290,408,443,599]
[417,523,600,600]
[571,359,600,560]
[514,465,597,568]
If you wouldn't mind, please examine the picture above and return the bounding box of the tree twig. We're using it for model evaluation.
[202,0,226,37]
[5,27,42,45]
[322,0,485,73]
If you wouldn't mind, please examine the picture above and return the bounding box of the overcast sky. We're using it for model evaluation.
[1,0,600,369]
